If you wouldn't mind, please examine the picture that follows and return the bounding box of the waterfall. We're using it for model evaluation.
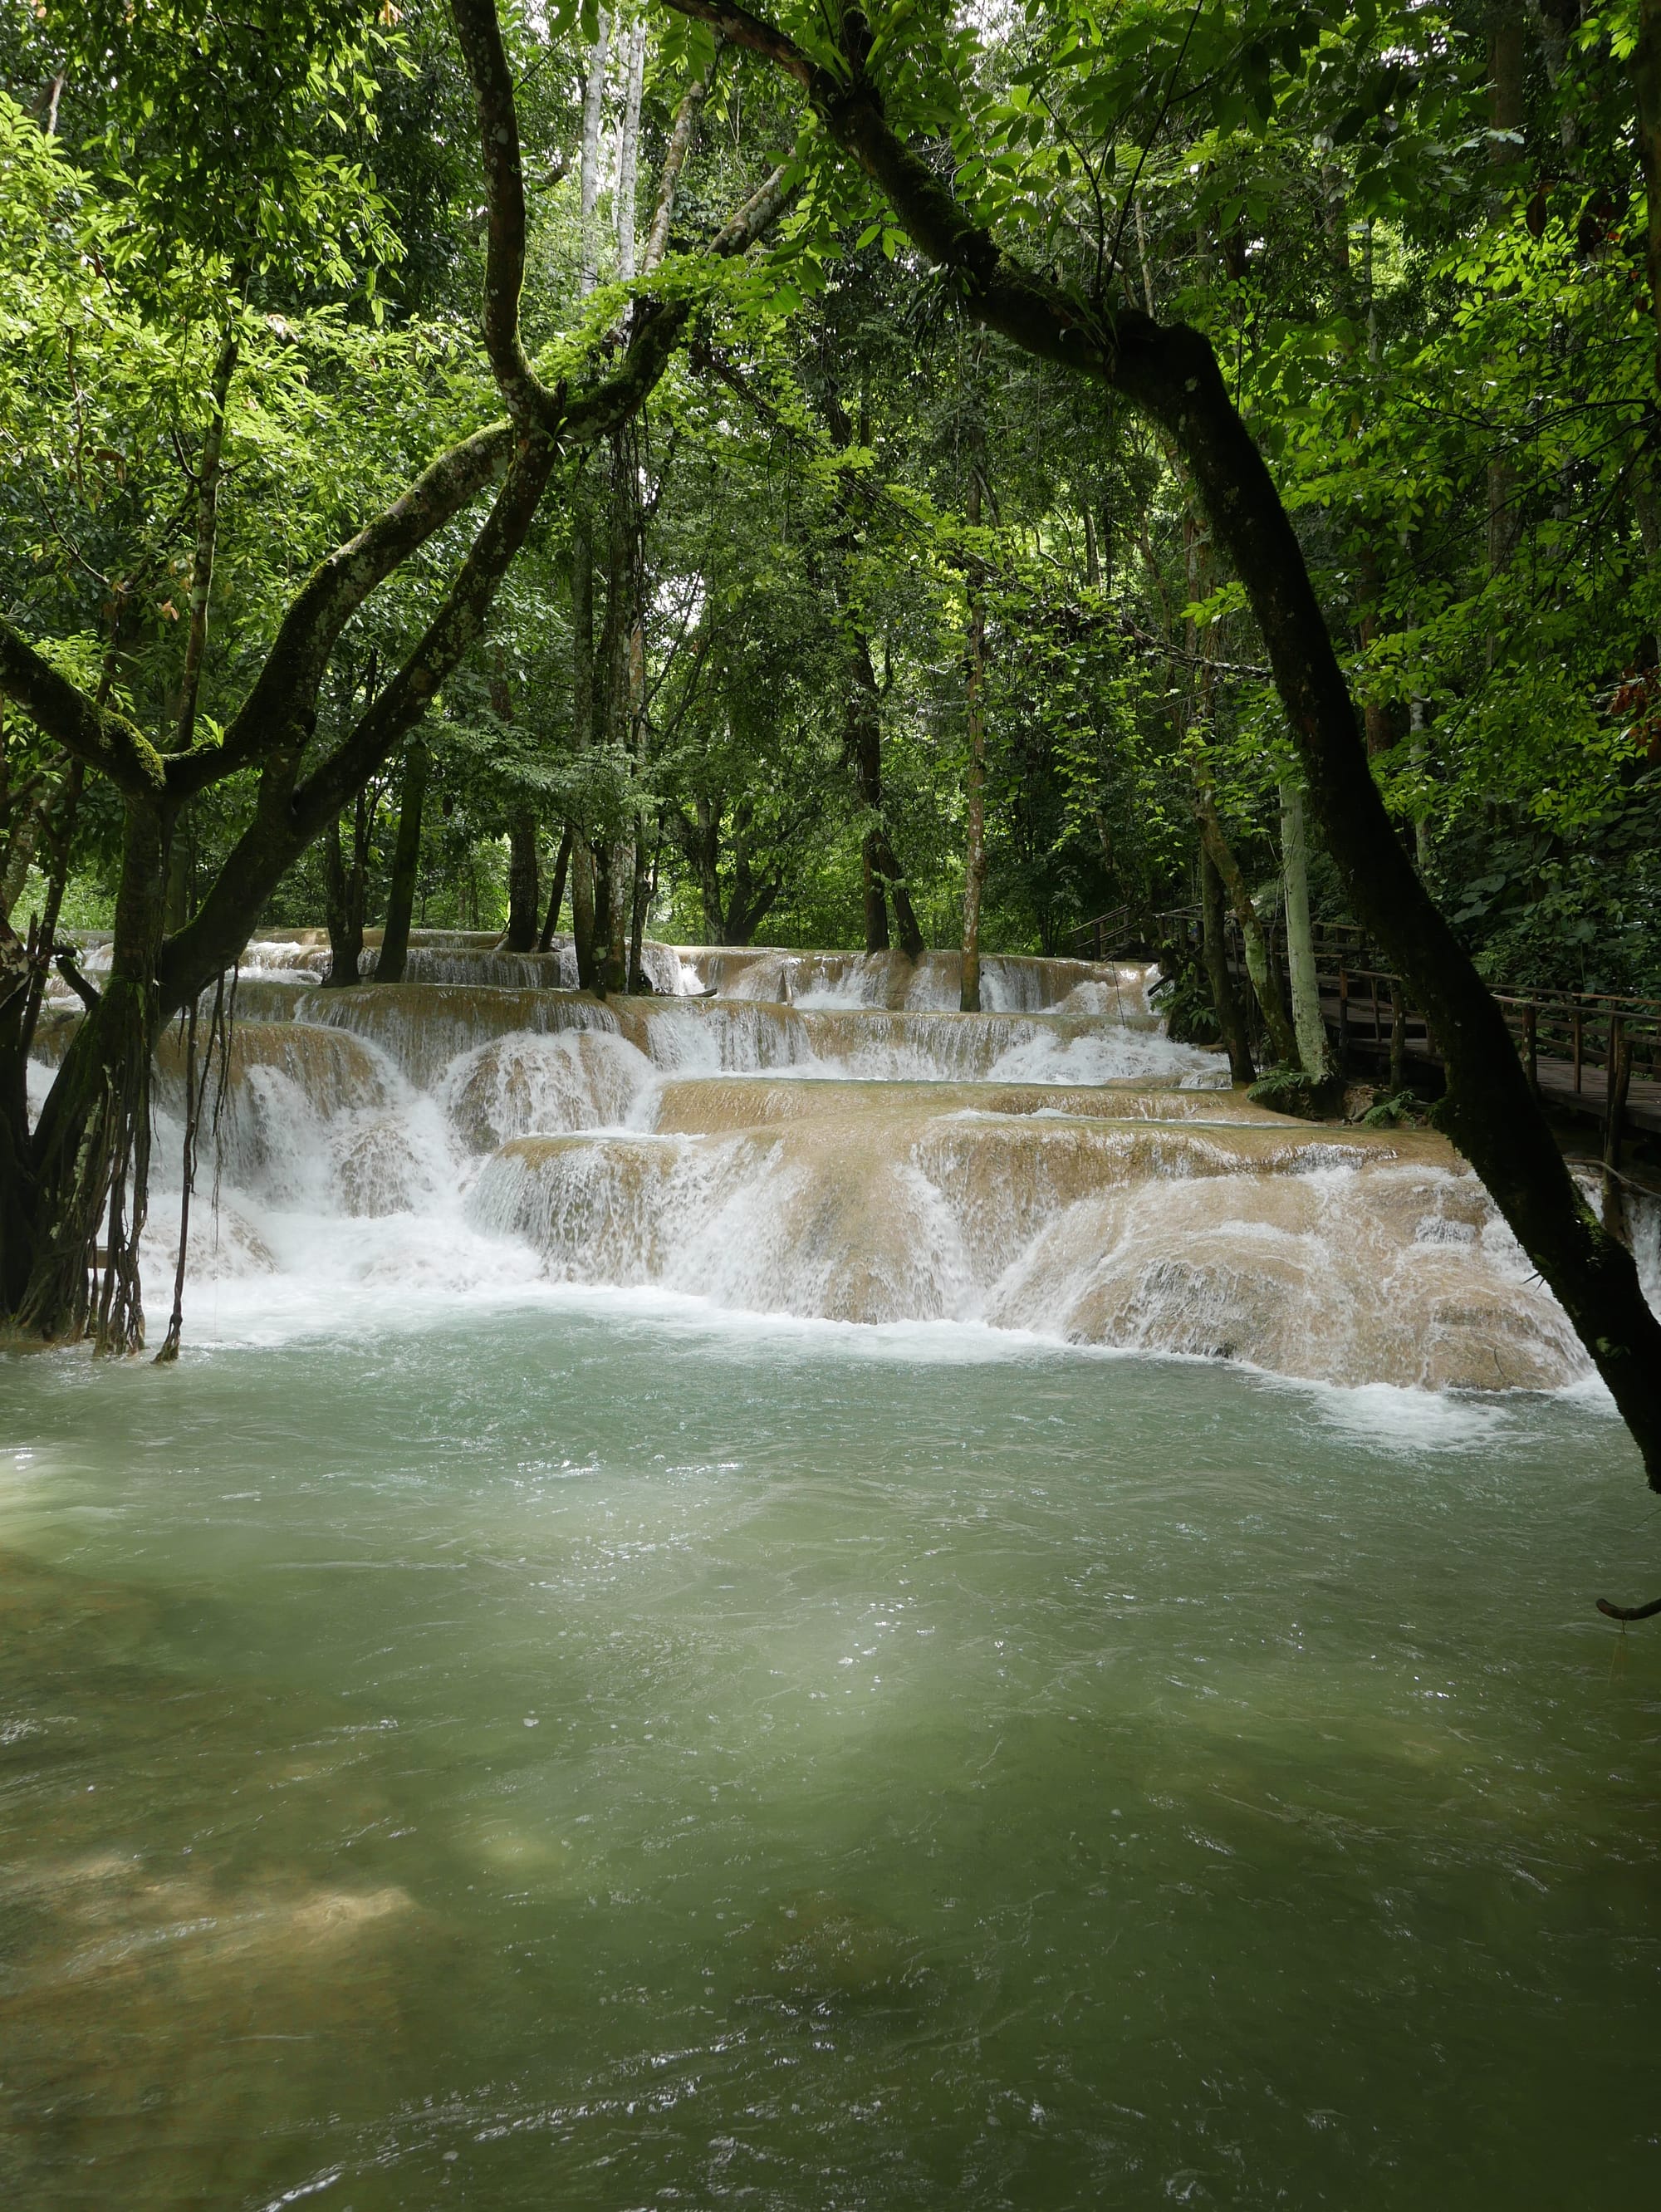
[28,933,1646,1394]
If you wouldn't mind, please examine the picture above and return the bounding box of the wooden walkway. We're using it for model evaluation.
[1077,906,1661,1146]
[1311,979,1661,1137]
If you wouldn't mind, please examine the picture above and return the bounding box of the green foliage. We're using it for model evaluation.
[1361,1087,1428,1126]
[6,0,1659,990]
[1247,1062,1343,1117]
[1150,962,1222,1045]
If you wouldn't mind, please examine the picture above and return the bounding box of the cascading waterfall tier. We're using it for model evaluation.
[36,932,1651,1393]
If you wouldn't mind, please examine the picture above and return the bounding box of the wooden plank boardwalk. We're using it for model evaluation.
[1311,985,1661,1136]
[1074,905,1661,1146]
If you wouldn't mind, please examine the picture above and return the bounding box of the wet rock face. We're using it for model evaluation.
[441,1031,654,1153]
[473,1108,1584,1389]
[31,937,1617,1392]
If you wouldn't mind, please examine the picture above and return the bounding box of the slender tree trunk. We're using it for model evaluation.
[615,16,647,282]
[489,650,539,953]
[506,812,540,953]
[1280,777,1333,1080]
[377,736,429,984]
[849,648,891,954]
[960,395,988,1012]
[537,824,572,952]
[578,11,610,299]
[591,838,612,954]
[596,414,644,993]
[322,807,366,987]
[821,354,922,961]
[571,837,599,988]
[628,823,654,991]
[1198,799,1300,1069]
[849,636,923,959]
[15,761,83,1062]
[1201,842,1255,1083]
[1409,697,1433,873]
[644,35,723,268]
[570,496,600,988]
[623,595,649,990]
[688,796,727,941]
[597,503,635,993]
[175,328,238,754]
[604,836,632,990]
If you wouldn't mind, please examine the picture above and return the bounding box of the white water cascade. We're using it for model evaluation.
[29,931,1646,1393]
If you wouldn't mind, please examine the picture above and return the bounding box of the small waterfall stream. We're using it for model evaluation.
[37,929,1644,1395]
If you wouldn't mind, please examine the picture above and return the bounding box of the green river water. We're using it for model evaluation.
[2,1307,1657,2208]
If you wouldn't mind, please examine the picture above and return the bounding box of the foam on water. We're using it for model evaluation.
[27,935,1650,1411]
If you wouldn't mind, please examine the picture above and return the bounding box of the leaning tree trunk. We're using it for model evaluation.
[1,0,781,1347]
[537,824,572,953]
[1140,321,1661,1476]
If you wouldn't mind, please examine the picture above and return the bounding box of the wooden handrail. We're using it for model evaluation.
[1077,912,1659,1105]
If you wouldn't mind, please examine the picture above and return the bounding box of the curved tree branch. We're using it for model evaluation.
[158,427,557,1008]
[449,0,548,422]
[169,419,517,795]
[0,624,165,796]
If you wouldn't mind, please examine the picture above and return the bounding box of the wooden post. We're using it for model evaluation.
[1369,972,1381,1050]
[1336,965,1350,1072]
[1522,1002,1537,1096]
[1389,980,1406,1096]
[1604,1017,1632,1168]
[1571,1002,1583,1093]
[1604,1018,1634,1246]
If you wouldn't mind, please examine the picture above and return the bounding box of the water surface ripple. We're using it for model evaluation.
[2,1312,1657,2207]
